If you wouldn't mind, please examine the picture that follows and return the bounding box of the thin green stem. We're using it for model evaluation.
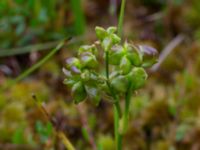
[117,0,126,37]
[105,51,121,115]
[122,84,132,134]
[33,95,75,150]
[105,49,122,150]
[113,0,127,149]
[105,51,109,79]
[114,105,122,150]
[114,101,121,117]
[1,39,67,92]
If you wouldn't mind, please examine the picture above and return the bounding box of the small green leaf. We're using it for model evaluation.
[63,69,81,87]
[176,124,190,142]
[12,127,24,144]
[35,121,53,144]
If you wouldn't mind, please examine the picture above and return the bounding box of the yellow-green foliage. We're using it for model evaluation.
[98,134,115,150]
[0,102,26,141]
[9,80,50,108]
[0,79,50,142]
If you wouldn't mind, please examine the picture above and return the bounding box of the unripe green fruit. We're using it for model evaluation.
[109,45,125,65]
[126,47,143,66]
[66,57,80,68]
[111,75,128,93]
[78,45,97,55]
[85,85,101,105]
[107,26,117,34]
[66,57,81,74]
[81,70,90,82]
[124,43,143,66]
[80,53,98,69]
[72,81,87,104]
[138,45,158,68]
[95,26,107,41]
[127,67,147,90]
[102,37,112,51]
[110,34,121,44]
[120,56,132,74]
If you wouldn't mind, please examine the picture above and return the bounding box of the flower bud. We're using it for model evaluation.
[109,45,125,65]
[138,45,158,68]
[111,75,128,93]
[120,56,132,74]
[95,26,107,41]
[127,67,147,90]
[80,53,98,69]
[72,81,87,104]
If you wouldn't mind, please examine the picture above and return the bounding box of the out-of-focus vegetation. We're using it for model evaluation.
[1,0,200,150]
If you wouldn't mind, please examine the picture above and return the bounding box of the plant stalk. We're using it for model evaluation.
[122,84,132,134]
[105,50,122,150]
[117,0,126,37]
[114,105,122,150]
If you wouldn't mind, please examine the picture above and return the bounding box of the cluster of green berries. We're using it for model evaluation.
[63,26,157,105]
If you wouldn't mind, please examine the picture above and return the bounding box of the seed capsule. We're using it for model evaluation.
[111,75,128,93]
[126,44,143,66]
[102,37,112,51]
[80,53,98,69]
[95,26,107,41]
[127,67,148,90]
[138,45,158,68]
[107,26,117,34]
[109,45,125,65]
[78,45,97,55]
[120,56,132,74]
[110,34,121,44]
[85,85,101,105]
[66,57,81,74]
[72,81,87,104]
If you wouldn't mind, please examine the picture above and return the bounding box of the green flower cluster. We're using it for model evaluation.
[63,26,157,105]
